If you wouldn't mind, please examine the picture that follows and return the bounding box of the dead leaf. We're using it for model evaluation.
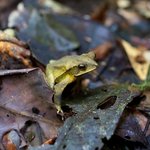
[91,2,109,23]
[8,7,79,64]
[131,36,150,50]
[51,84,141,150]
[144,51,150,63]
[117,0,131,8]
[135,1,150,18]
[93,41,113,60]
[2,130,22,150]
[116,109,148,145]
[44,137,56,145]
[0,31,32,68]
[0,69,63,148]
[118,9,141,25]
[0,0,22,29]
[121,40,150,80]
[2,134,17,150]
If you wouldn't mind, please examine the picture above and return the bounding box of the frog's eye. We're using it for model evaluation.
[78,64,86,70]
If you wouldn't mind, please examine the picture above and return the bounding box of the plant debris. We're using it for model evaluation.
[121,40,150,80]
[0,0,150,149]
[0,68,62,149]
[51,84,141,150]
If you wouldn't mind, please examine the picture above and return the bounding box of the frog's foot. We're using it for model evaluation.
[55,105,64,119]
[57,108,64,115]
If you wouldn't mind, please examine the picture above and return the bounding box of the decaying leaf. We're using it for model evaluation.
[144,51,150,63]
[131,36,150,50]
[8,5,79,64]
[50,84,141,150]
[135,1,150,18]
[24,0,75,15]
[0,68,63,149]
[93,41,113,60]
[52,14,114,58]
[121,40,150,80]
[2,129,25,150]
[0,31,32,69]
[116,109,148,145]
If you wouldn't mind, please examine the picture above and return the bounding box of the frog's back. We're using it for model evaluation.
[48,55,78,69]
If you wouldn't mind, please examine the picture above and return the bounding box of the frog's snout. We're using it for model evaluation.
[90,60,98,68]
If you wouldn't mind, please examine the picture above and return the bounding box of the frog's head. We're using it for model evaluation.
[73,51,98,76]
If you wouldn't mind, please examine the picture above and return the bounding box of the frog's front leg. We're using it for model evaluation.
[54,74,75,116]
[53,86,64,115]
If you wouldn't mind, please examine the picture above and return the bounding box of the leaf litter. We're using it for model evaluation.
[0,68,62,149]
[51,84,141,150]
[0,0,150,149]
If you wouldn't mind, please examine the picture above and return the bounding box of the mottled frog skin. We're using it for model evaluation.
[46,52,97,115]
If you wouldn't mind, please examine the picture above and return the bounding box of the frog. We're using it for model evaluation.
[45,51,98,116]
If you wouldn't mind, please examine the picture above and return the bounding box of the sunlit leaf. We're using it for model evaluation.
[122,40,150,80]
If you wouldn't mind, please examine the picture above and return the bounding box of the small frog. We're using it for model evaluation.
[45,52,97,115]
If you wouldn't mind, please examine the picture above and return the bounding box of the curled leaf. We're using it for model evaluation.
[121,40,150,80]
[0,31,32,68]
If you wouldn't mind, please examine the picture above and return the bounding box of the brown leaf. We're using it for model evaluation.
[131,36,150,50]
[53,84,141,149]
[93,41,113,60]
[121,40,150,80]
[140,91,150,110]
[2,133,16,150]
[91,2,109,23]
[116,108,148,145]
[2,130,22,150]
[0,69,63,148]
[0,31,32,68]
